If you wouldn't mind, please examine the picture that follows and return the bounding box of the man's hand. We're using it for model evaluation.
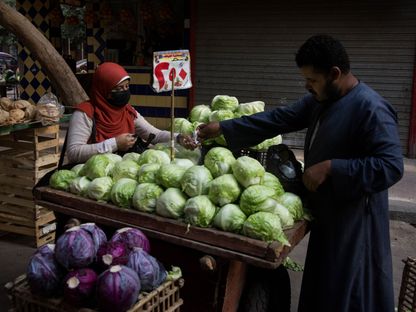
[302,160,331,192]
[197,122,222,142]
[177,134,198,150]
[116,133,137,151]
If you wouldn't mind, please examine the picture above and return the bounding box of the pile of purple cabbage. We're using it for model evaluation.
[26,223,178,312]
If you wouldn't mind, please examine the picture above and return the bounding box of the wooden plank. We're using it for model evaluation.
[0,175,34,187]
[36,210,55,224]
[35,154,60,167]
[0,140,33,150]
[34,200,282,268]
[0,222,34,236]
[34,187,270,259]
[222,261,247,312]
[0,203,34,218]
[0,203,34,217]
[0,165,36,178]
[0,155,35,169]
[0,193,34,208]
[35,125,59,136]
[0,185,33,198]
[35,139,59,151]
[0,211,35,226]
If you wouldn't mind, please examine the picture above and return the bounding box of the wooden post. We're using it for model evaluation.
[0,1,89,106]
[222,260,247,312]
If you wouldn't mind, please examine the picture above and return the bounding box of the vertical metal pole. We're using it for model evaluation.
[170,71,176,161]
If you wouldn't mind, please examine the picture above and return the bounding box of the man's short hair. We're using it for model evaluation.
[295,34,350,74]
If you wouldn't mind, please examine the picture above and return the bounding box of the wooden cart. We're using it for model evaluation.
[33,186,309,312]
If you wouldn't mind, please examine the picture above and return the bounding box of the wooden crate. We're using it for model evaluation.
[398,257,416,312]
[5,274,184,312]
[0,124,59,247]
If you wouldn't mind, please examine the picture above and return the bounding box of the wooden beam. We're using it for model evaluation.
[222,261,247,312]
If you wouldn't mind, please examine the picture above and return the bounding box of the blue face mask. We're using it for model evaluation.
[107,89,130,107]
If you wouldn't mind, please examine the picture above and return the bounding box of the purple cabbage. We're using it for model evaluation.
[96,265,141,312]
[26,244,64,297]
[110,227,150,253]
[79,222,108,254]
[63,268,97,306]
[97,241,129,269]
[55,226,96,269]
[126,247,167,291]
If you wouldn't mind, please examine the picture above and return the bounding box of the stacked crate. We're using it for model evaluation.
[0,124,59,247]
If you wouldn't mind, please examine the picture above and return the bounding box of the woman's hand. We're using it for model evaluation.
[177,134,198,150]
[116,133,137,151]
[197,122,221,142]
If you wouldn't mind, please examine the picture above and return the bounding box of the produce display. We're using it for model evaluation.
[49,148,306,246]
[48,94,308,246]
[26,223,180,311]
[175,95,283,150]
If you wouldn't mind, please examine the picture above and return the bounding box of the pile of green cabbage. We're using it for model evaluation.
[50,144,306,245]
[174,94,282,150]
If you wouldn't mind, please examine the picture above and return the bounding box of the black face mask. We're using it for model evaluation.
[107,89,130,107]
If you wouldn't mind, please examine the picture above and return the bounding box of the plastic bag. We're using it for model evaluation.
[266,144,306,197]
[35,92,64,125]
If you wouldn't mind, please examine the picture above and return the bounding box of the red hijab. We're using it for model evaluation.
[76,62,137,143]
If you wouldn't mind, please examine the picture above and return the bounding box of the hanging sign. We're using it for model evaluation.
[152,50,192,93]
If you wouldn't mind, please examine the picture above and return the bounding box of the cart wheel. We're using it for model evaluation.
[238,265,291,312]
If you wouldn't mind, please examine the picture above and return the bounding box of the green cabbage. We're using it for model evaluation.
[189,105,211,123]
[175,144,201,164]
[171,158,194,170]
[250,135,282,151]
[132,183,164,213]
[208,110,235,122]
[213,204,247,233]
[122,152,141,162]
[181,165,213,197]
[156,188,187,219]
[261,172,285,197]
[232,156,265,188]
[110,178,138,208]
[214,135,227,146]
[87,176,114,202]
[243,211,290,245]
[103,153,123,163]
[69,176,91,196]
[49,170,77,191]
[184,195,217,227]
[80,154,116,180]
[111,160,140,181]
[277,192,304,221]
[71,164,85,176]
[138,163,161,184]
[174,118,194,135]
[156,164,186,188]
[234,101,265,118]
[211,95,239,112]
[204,147,236,178]
[271,202,294,229]
[138,149,171,166]
[239,185,278,216]
[208,174,241,206]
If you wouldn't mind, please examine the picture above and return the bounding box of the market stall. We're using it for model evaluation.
[32,187,308,311]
